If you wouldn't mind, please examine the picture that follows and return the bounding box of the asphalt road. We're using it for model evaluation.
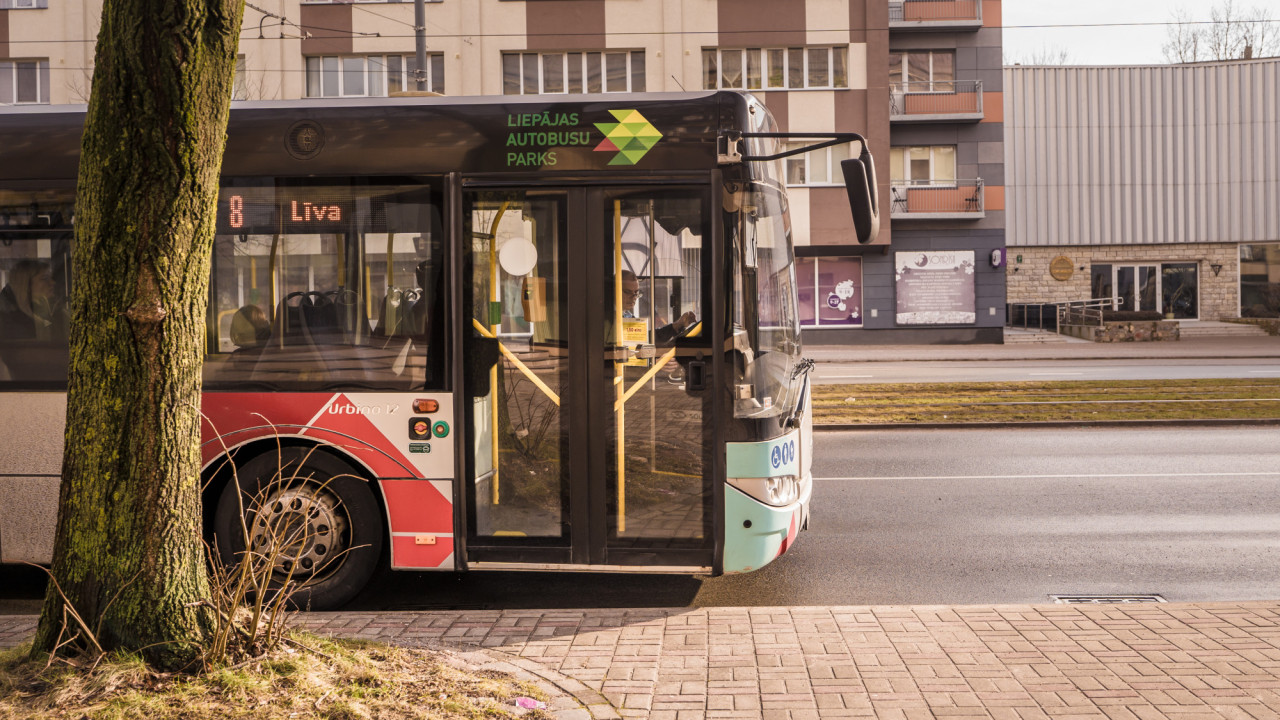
[813,358,1280,384]
[693,425,1280,606]
[4,426,1275,613]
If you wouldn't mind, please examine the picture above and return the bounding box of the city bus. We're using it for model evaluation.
[0,91,878,608]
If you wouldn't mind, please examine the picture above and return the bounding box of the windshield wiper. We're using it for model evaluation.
[784,358,815,429]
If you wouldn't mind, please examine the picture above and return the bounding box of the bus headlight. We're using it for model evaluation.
[728,475,800,507]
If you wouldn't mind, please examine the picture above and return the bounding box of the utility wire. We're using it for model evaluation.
[4,17,1277,44]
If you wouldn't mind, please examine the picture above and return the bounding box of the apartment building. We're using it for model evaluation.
[1,0,1004,344]
[1005,59,1280,323]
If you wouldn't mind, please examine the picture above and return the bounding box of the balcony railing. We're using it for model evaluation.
[890,179,984,219]
[889,0,983,30]
[890,80,983,122]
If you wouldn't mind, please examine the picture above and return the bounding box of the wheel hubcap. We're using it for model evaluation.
[249,484,349,580]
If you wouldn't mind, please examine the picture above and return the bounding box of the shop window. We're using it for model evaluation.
[1241,243,1280,318]
[1161,263,1198,319]
[796,256,862,327]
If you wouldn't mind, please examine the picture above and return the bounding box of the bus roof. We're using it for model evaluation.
[0,91,772,181]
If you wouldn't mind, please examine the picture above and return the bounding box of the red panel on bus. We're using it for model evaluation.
[391,534,454,569]
[380,479,453,534]
[200,393,422,479]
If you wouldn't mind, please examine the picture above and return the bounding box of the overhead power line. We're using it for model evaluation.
[4,17,1276,45]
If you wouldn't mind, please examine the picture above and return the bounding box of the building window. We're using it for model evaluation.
[784,142,850,186]
[888,50,955,89]
[0,60,51,105]
[501,51,645,95]
[796,256,863,327]
[305,54,445,98]
[889,146,956,185]
[1092,262,1201,318]
[0,0,50,8]
[1241,243,1280,318]
[701,47,848,91]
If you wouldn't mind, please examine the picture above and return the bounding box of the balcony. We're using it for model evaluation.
[890,180,984,220]
[889,0,983,31]
[890,80,983,123]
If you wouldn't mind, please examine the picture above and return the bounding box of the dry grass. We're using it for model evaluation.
[0,633,554,720]
[813,378,1280,425]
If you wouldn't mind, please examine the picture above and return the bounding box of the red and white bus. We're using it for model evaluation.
[0,92,878,607]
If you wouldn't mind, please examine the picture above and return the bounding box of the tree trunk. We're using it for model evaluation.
[33,0,244,671]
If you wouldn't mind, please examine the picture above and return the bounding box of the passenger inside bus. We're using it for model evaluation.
[0,260,63,341]
[229,304,270,349]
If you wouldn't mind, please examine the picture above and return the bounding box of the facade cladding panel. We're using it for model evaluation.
[1005,60,1280,249]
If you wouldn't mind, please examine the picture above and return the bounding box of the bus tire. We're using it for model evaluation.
[213,447,382,610]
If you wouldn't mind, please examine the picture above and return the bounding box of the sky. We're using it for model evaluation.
[1002,0,1280,66]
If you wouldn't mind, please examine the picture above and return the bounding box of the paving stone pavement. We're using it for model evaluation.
[5,602,1280,719]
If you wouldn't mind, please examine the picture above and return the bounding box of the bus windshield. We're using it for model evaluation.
[733,179,801,419]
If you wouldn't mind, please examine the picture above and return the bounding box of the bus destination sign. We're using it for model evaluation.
[218,192,352,233]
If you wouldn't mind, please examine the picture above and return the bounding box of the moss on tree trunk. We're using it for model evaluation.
[33,0,245,671]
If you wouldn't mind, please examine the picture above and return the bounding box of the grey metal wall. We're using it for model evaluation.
[1004,59,1280,248]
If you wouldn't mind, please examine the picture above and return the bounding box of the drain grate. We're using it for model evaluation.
[1051,594,1165,604]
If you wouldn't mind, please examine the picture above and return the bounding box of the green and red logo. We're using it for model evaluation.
[594,109,663,166]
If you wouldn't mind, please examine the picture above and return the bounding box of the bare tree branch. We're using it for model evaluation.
[1165,1,1280,63]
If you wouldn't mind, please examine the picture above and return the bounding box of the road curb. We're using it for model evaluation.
[429,642,621,720]
[814,417,1280,431]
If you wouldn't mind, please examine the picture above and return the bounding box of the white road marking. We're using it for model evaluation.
[1029,372,1084,376]
[817,472,1280,481]
[819,374,874,379]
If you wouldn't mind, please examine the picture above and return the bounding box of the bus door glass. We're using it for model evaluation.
[464,190,571,544]
[603,191,712,553]
[462,186,712,567]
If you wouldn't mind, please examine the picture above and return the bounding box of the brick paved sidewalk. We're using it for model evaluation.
[6,602,1280,719]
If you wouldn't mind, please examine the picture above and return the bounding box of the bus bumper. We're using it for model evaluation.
[722,472,812,574]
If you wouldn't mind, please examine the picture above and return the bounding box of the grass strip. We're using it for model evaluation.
[0,633,554,720]
[812,378,1280,424]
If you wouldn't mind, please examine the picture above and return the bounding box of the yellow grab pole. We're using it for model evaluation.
[489,202,509,505]
[268,234,280,343]
[614,200,626,533]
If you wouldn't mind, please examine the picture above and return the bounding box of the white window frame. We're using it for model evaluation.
[888,50,955,90]
[0,60,51,105]
[703,46,849,91]
[890,145,957,186]
[783,142,851,187]
[305,53,445,98]
[502,51,646,95]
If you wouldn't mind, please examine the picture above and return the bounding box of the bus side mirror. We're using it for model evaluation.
[841,149,880,244]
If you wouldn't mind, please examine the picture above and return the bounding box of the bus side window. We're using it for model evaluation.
[0,238,73,386]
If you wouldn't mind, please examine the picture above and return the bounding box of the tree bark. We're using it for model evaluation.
[34,0,244,671]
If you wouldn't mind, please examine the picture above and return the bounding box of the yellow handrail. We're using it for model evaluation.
[614,346,678,411]
[471,318,560,406]
[487,202,510,505]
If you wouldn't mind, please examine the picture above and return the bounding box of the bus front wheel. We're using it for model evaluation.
[213,447,383,610]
